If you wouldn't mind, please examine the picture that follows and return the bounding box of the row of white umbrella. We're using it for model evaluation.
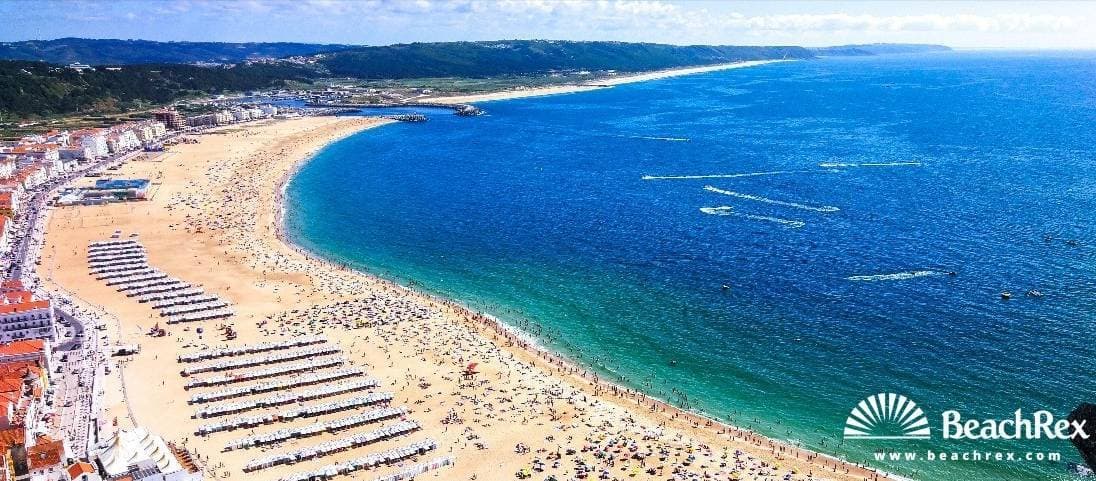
[194,392,394,435]
[187,368,363,404]
[181,346,342,376]
[150,292,218,309]
[372,456,454,481]
[139,286,204,303]
[177,336,327,363]
[102,270,165,284]
[224,406,407,451]
[87,239,140,251]
[184,357,344,389]
[193,377,377,418]
[88,254,147,268]
[243,421,421,471]
[87,246,145,260]
[127,280,191,297]
[90,260,150,275]
[275,440,439,481]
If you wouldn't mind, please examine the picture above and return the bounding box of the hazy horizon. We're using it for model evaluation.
[2,0,1094,50]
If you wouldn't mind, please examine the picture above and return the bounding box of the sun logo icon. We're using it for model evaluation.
[844,393,931,440]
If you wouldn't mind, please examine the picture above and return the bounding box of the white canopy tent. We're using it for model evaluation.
[97,428,183,478]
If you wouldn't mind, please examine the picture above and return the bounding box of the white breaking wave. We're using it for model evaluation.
[703,186,840,213]
[819,161,922,168]
[643,170,803,180]
[846,270,945,282]
[699,206,805,228]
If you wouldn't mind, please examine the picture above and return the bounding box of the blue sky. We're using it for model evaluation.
[2,0,1094,49]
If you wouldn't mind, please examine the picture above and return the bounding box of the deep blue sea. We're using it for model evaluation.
[285,51,1096,481]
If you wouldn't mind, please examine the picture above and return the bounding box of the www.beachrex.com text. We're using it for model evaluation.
[874,450,1062,462]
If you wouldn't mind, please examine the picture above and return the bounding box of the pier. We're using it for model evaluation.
[305,102,484,116]
[382,114,428,122]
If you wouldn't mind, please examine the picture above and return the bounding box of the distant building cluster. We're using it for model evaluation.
[0,121,169,237]
[153,105,280,130]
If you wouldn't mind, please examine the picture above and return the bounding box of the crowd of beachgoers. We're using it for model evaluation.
[37,116,892,481]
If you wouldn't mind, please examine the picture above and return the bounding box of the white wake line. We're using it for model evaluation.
[846,270,946,282]
[818,161,922,168]
[703,185,840,213]
[628,135,690,142]
[643,170,806,180]
[643,162,921,181]
[699,206,806,228]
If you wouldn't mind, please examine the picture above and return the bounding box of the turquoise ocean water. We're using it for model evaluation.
[285,51,1096,480]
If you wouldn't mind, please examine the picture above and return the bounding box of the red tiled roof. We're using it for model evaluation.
[66,462,96,480]
[28,439,64,470]
[0,299,50,315]
[1,291,32,304]
[0,340,44,357]
[0,427,24,452]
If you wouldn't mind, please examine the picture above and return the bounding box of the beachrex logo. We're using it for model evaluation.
[942,410,1088,440]
[844,393,931,440]
[843,393,1090,441]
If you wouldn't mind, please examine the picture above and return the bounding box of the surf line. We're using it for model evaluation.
[643,170,807,181]
[846,270,946,282]
[699,206,806,228]
[703,185,839,213]
[819,161,922,168]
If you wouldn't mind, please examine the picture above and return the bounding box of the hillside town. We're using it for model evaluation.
[0,103,294,481]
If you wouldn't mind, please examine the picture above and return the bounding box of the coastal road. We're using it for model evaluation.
[9,141,176,458]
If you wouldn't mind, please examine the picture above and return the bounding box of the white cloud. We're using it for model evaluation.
[228,0,1080,35]
[6,0,1090,48]
[717,12,1079,33]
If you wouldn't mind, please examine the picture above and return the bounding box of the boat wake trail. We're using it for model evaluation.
[699,206,806,228]
[699,206,734,216]
[819,161,922,168]
[703,186,840,213]
[643,170,804,181]
[846,270,946,282]
[630,135,690,142]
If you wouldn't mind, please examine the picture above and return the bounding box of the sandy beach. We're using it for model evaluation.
[420,60,788,104]
[38,114,891,481]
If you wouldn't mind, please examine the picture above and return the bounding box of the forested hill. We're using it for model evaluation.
[319,41,814,79]
[0,60,317,118]
[0,40,951,120]
[0,38,350,65]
